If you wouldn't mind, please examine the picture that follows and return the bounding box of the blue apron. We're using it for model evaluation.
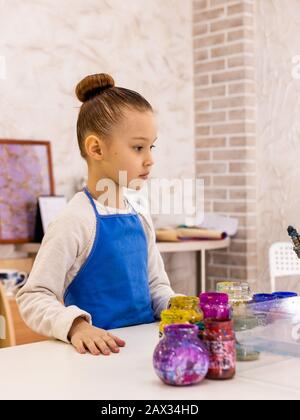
[64,187,155,329]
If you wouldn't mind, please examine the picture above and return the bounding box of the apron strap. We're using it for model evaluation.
[83,187,98,215]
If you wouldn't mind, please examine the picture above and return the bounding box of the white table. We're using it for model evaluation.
[17,238,230,294]
[0,323,299,400]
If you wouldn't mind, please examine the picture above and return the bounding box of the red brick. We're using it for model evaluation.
[195,8,225,22]
[213,175,247,186]
[212,69,255,84]
[193,23,208,37]
[211,17,244,33]
[196,85,226,98]
[196,126,210,135]
[204,188,227,199]
[194,0,208,11]
[228,3,254,15]
[196,150,211,160]
[213,202,248,213]
[194,49,209,61]
[212,122,255,135]
[197,162,227,173]
[194,34,225,49]
[196,137,226,147]
[195,74,210,85]
[229,136,255,146]
[213,149,248,160]
[228,28,254,42]
[229,109,255,120]
[207,265,229,277]
[229,162,256,173]
[212,42,254,58]
[195,100,210,111]
[213,253,247,266]
[227,56,255,68]
[196,111,226,123]
[228,82,255,95]
[212,96,254,109]
[195,59,225,73]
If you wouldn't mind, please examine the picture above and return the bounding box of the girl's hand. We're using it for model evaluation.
[68,317,126,355]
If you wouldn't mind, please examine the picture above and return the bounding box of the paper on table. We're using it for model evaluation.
[38,196,67,233]
[185,212,238,237]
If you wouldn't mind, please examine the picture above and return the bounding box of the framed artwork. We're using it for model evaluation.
[0,140,55,243]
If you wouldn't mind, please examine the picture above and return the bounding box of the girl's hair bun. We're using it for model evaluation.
[75,73,115,103]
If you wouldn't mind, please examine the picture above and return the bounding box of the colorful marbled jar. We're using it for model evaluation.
[153,324,209,386]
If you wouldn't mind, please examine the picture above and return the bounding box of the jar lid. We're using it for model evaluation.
[272,292,298,299]
[170,295,199,305]
[200,292,229,304]
[253,293,277,303]
[160,309,191,322]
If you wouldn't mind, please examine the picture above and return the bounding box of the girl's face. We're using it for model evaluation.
[100,108,157,188]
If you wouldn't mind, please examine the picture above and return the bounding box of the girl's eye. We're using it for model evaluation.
[133,145,156,152]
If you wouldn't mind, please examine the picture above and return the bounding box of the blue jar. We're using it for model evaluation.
[252,294,276,303]
[251,294,277,326]
[272,292,298,299]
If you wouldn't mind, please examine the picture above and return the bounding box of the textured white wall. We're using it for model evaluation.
[0,0,196,294]
[256,0,300,292]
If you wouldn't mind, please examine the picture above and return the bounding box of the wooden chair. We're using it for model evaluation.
[0,283,16,348]
[0,257,47,346]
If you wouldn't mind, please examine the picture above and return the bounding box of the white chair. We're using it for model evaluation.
[269,242,300,293]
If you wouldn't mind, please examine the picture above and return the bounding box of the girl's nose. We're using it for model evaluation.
[145,157,154,167]
[144,153,154,167]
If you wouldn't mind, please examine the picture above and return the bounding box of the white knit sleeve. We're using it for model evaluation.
[16,213,92,343]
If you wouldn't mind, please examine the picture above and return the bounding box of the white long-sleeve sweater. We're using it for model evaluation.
[16,191,177,343]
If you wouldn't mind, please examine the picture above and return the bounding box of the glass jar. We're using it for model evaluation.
[159,309,191,339]
[217,281,252,318]
[203,319,236,380]
[250,294,277,326]
[233,315,260,362]
[199,292,231,320]
[169,296,204,324]
[216,281,250,297]
[153,324,209,386]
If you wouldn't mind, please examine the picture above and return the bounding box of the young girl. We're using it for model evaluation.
[17,73,179,355]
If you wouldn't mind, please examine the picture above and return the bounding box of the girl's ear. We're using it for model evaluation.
[84,135,104,160]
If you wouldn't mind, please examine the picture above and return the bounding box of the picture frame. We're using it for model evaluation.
[0,140,55,243]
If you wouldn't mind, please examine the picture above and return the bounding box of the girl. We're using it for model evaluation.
[17,73,178,355]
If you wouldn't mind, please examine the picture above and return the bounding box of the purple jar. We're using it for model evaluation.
[200,292,231,320]
[153,324,209,386]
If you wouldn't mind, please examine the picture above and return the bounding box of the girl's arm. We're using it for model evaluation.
[16,213,92,343]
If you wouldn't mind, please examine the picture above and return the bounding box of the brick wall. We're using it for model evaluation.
[193,0,257,291]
